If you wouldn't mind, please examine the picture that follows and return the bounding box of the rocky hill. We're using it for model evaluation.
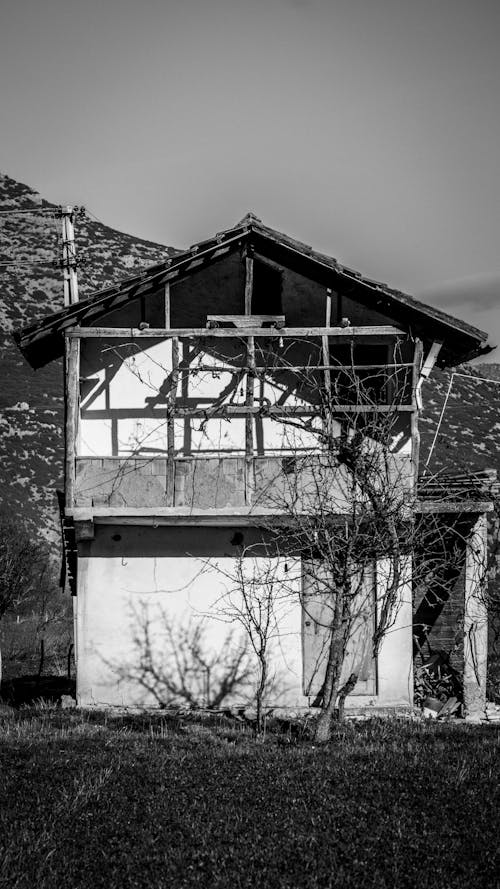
[420,365,500,476]
[0,173,177,541]
[1,172,499,545]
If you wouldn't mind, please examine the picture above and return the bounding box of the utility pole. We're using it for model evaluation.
[59,205,82,306]
[58,204,84,517]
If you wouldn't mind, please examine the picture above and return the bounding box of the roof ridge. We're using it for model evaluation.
[235,211,262,227]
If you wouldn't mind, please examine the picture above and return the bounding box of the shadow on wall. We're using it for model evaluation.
[107,605,294,711]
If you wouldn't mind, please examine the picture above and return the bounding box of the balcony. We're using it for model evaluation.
[71,452,412,522]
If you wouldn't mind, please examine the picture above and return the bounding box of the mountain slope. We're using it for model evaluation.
[420,365,500,476]
[0,173,177,539]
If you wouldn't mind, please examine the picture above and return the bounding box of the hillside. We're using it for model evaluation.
[1,172,499,544]
[0,173,177,540]
[420,365,500,476]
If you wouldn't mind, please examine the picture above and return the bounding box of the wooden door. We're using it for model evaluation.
[302,562,377,699]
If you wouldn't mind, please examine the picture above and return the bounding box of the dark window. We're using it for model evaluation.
[252,260,282,315]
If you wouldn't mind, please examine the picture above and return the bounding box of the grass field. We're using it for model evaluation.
[1,709,499,889]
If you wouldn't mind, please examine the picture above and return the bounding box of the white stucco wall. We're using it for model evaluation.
[75,524,413,712]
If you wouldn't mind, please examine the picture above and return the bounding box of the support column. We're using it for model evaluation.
[65,335,80,510]
[463,512,488,721]
[244,250,255,504]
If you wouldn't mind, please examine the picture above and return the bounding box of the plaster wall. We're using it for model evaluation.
[75,525,413,711]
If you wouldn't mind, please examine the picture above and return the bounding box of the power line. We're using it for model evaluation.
[85,207,105,225]
[0,257,59,267]
[455,371,500,386]
[0,207,57,216]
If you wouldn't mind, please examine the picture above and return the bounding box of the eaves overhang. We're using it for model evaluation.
[13,214,491,369]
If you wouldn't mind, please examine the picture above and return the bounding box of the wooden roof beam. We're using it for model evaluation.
[66,324,405,340]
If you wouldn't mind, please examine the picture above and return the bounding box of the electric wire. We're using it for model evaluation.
[0,207,57,216]
[0,258,59,267]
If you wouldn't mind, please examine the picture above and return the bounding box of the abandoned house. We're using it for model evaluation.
[14,214,496,717]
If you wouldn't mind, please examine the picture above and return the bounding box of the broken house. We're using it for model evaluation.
[14,215,495,716]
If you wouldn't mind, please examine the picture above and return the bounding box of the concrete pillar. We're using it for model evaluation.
[463,513,488,722]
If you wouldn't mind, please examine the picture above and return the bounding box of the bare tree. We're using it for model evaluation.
[0,516,46,685]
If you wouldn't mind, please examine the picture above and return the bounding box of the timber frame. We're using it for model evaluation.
[62,321,420,516]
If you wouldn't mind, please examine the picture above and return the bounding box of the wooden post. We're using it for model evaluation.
[164,283,174,503]
[322,290,332,434]
[244,253,254,315]
[181,342,191,456]
[65,336,80,510]
[410,338,424,479]
[322,335,331,391]
[411,338,424,405]
[463,512,488,722]
[61,207,80,511]
[167,336,179,505]
[325,290,332,327]
[415,340,442,410]
[164,283,171,328]
[245,336,256,503]
[385,343,394,407]
[244,252,255,503]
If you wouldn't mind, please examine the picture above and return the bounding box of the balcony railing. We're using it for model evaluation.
[73,452,413,516]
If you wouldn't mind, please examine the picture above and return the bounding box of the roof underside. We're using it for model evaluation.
[13,214,491,369]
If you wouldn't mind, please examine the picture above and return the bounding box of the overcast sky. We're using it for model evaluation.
[1,0,499,358]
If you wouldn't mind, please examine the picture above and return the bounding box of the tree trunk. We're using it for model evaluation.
[315,676,341,742]
[337,672,358,722]
[255,654,267,735]
[314,626,345,742]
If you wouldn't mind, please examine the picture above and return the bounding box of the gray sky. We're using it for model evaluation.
[1,0,499,358]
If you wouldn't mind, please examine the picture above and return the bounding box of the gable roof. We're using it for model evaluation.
[13,213,492,369]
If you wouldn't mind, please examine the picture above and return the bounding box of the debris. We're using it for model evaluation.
[485,701,500,722]
[436,696,460,719]
[414,649,462,711]
[421,694,460,720]
[60,694,76,709]
[422,696,442,719]
[422,696,443,713]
